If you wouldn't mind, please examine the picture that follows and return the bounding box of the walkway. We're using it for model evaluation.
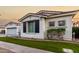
[0,41,51,53]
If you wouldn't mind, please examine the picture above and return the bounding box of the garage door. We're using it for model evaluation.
[7,27,17,36]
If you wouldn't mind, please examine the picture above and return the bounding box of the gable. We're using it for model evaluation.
[22,16,41,22]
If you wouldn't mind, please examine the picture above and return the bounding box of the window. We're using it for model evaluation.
[28,21,35,33]
[23,22,26,33]
[28,20,39,33]
[49,21,55,26]
[58,20,65,26]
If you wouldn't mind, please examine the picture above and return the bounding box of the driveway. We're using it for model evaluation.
[0,47,13,53]
[0,41,51,53]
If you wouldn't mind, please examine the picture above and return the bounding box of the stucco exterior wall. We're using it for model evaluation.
[20,16,46,39]
[20,15,73,40]
[45,16,73,40]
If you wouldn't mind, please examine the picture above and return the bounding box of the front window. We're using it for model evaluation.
[58,20,65,26]
[28,20,39,33]
[28,21,35,33]
[23,20,39,33]
[49,21,55,26]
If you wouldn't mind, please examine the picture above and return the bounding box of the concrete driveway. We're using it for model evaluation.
[0,47,13,53]
[0,41,52,53]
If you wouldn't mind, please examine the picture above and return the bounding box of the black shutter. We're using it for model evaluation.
[35,20,39,33]
[23,22,26,33]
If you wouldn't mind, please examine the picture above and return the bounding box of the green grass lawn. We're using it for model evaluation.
[0,37,79,53]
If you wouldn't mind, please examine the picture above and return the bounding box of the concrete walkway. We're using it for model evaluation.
[0,41,51,53]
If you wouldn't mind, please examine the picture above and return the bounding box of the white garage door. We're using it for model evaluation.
[7,27,17,36]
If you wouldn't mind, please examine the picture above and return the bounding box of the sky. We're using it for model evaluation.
[0,6,79,25]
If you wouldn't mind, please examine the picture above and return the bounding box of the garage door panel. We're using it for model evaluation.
[7,28,17,36]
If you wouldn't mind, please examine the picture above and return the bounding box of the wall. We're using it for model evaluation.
[20,16,46,39]
[45,16,73,41]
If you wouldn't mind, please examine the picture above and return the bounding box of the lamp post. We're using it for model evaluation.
[72,32,75,41]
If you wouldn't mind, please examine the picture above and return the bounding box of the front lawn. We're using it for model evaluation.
[0,37,79,53]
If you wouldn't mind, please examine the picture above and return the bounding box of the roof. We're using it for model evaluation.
[19,10,79,21]
[5,21,20,26]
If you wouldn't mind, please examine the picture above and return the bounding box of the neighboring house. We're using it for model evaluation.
[5,21,20,37]
[0,25,5,35]
[0,25,5,37]
[0,25,5,34]
[19,10,78,41]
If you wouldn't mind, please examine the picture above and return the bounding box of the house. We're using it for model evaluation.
[19,10,79,41]
[5,21,20,37]
[0,25,5,34]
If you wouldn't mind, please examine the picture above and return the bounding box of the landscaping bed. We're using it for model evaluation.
[0,37,79,53]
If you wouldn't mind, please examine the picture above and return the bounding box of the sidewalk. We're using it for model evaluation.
[0,41,51,53]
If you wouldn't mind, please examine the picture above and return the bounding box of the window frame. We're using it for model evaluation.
[23,20,40,33]
[49,21,55,27]
[28,21,35,33]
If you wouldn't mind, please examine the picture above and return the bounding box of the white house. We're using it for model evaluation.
[5,21,20,37]
[19,10,79,41]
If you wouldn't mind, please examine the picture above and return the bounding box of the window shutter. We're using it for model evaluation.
[23,22,26,33]
[35,20,39,33]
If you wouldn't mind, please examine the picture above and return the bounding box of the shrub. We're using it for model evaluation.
[47,28,65,33]
[72,27,79,33]
[47,28,65,39]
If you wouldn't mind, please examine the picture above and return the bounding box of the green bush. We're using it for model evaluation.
[57,28,65,33]
[72,27,79,33]
[47,28,65,33]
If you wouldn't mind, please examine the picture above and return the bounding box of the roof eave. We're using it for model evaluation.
[45,12,78,19]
